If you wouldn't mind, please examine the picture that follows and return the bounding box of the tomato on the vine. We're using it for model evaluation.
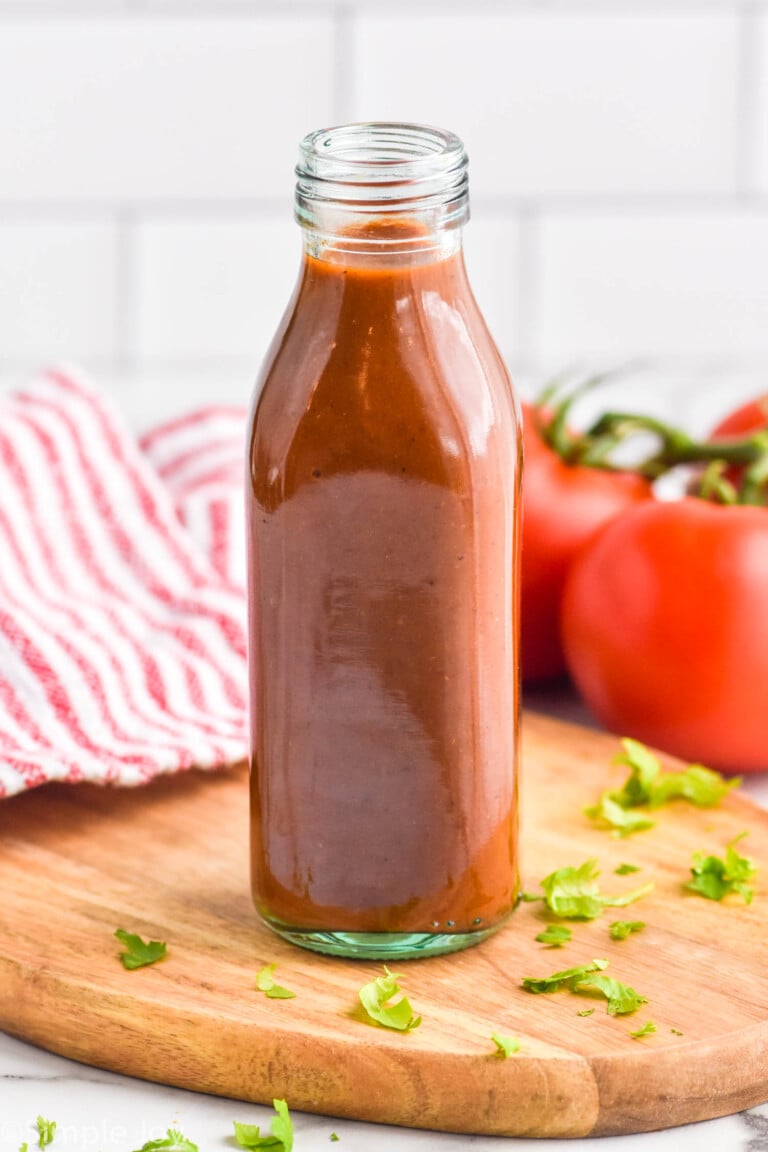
[561,498,768,773]
[706,393,768,499]
[711,393,768,439]
[521,402,652,682]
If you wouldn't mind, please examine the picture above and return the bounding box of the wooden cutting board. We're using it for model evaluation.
[1,712,767,1139]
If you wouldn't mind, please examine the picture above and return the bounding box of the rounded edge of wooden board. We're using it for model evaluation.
[588,1022,768,1135]
[0,956,601,1138]
[5,953,768,1139]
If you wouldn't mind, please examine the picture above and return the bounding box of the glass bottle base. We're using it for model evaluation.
[259,911,514,960]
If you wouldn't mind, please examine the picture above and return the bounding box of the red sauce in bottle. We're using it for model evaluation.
[246,125,522,958]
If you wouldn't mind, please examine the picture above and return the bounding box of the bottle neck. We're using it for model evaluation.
[295,123,469,270]
[301,213,465,269]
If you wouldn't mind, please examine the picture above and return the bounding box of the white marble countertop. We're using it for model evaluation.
[2,367,768,1150]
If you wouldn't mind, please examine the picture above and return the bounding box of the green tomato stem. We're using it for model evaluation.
[698,462,738,506]
[532,376,768,505]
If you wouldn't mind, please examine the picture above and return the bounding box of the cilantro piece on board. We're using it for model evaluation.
[584,793,656,837]
[115,928,167,970]
[538,859,653,920]
[491,1032,521,1057]
[522,958,609,994]
[358,967,421,1031]
[535,924,572,947]
[523,959,646,1015]
[256,964,297,999]
[586,739,739,836]
[609,920,645,941]
[576,974,647,1016]
[686,833,757,904]
[629,1020,657,1039]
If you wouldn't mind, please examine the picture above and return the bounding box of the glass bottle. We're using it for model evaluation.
[246,123,522,959]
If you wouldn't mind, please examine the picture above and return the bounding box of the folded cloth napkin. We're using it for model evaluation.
[0,369,249,799]
[140,404,246,591]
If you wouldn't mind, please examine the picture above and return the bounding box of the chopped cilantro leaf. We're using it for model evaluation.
[605,883,655,909]
[609,920,645,941]
[358,967,421,1031]
[35,1118,56,1149]
[234,1100,293,1151]
[650,765,740,809]
[115,928,167,970]
[522,958,608,994]
[584,794,655,837]
[269,1099,293,1151]
[535,924,572,947]
[536,858,653,920]
[540,858,604,919]
[576,974,647,1015]
[629,1020,656,1039]
[586,739,739,836]
[613,738,661,805]
[256,963,297,999]
[686,833,757,904]
[132,1130,197,1152]
[491,1032,521,1057]
[614,863,641,875]
[233,1123,262,1148]
[523,959,646,1015]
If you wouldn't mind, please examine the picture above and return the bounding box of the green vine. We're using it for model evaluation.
[533,375,768,507]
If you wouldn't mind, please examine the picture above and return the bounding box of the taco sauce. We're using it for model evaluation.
[246,125,522,957]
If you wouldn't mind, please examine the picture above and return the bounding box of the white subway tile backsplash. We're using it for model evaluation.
[134,212,526,369]
[134,212,300,366]
[98,368,256,434]
[352,12,740,197]
[0,218,117,362]
[463,212,522,366]
[534,209,768,365]
[137,210,522,374]
[0,4,764,387]
[0,16,333,202]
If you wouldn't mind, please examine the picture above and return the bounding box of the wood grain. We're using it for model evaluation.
[1,712,767,1138]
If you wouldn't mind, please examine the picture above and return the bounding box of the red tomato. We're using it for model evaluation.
[561,498,768,773]
[521,402,652,682]
[711,393,768,439]
[707,394,768,494]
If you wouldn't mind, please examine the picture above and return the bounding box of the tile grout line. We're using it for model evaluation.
[0,3,341,18]
[0,1,754,16]
[2,354,766,382]
[734,0,762,194]
[331,3,356,124]
[1,193,767,218]
[113,206,138,376]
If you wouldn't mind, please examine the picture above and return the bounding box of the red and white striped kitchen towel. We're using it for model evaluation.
[0,369,250,799]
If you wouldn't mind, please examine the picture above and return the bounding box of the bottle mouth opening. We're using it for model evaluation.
[295,122,469,230]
